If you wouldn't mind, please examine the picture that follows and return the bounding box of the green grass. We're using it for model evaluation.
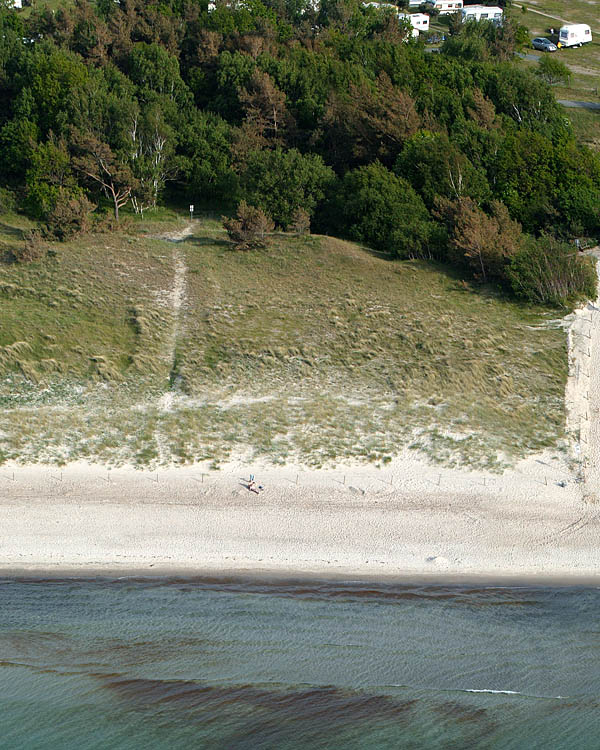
[0,214,570,470]
[565,106,600,148]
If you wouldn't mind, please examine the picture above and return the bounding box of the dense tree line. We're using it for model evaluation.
[0,0,596,305]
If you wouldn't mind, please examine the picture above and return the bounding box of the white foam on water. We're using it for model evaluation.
[463,689,521,695]
[462,688,569,700]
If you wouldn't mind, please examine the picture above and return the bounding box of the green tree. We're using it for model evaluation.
[128,104,176,214]
[536,55,571,86]
[240,147,335,228]
[493,130,557,231]
[177,110,236,203]
[395,131,490,209]
[327,161,439,259]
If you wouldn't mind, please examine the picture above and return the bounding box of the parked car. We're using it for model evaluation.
[532,37,558,52]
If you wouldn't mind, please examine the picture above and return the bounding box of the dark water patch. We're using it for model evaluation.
[100,675,418,723]
[435,701,488,724]
[81,638,212,666]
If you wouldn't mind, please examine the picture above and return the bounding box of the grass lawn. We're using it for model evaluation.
[0,213,570,470]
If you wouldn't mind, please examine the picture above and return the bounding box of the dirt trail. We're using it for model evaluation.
[155,222,194,459]
[159,224,195,243]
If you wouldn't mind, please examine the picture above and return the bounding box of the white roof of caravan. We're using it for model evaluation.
[559,23,591,29]
[462,5,503,12]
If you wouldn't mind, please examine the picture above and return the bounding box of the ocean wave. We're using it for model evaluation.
[461,688,568,700]
[463,689,522,695]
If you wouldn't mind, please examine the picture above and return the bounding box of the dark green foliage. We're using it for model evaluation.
[508,236,597,308]
[240,148,335,228]
[327,162,439,259]
[536,55,571,87]
[396,131,491,209]
[0,0,594,304]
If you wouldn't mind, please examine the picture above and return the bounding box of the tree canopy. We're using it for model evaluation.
[0,0,595,304]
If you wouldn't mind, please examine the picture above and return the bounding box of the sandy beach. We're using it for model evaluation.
[1,270,600,582]
[0,445,597,581]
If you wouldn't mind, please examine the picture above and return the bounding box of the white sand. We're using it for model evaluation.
[1,265,600,581]
[0,443,597,581]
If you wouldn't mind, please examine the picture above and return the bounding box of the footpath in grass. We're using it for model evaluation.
[0,215,568,470]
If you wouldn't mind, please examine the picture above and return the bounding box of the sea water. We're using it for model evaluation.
[1,578,599,749]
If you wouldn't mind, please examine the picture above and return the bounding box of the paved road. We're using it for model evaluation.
[558,99,600,110]
[519,52,540,61]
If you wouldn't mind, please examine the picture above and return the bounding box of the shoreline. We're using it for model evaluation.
[0,449,598,582]
[2,567,600,587]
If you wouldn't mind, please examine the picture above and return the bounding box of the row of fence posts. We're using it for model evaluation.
[0,468,579,492]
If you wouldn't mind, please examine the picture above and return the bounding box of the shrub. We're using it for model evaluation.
[222,201,274,250]
[536,56,571,87]
[92,212,134,234]
[290,207,310,235]
[0,187,16,213]
[43,189,95,241]
[507,235,597,307]
[8,230,45,264]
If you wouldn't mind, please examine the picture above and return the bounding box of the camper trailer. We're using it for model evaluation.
[430,0,463,15]
[462,5,503,23]
[399,11,430,32]
[363,3,422,35]
[363,2,399,10]
[558,24,592,47]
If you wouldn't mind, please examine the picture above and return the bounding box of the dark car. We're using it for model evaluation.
[532,37,558,52]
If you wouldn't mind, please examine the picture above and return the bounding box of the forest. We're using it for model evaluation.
[0,0,596,306]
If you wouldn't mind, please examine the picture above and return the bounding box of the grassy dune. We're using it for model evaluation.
[0,214,568,469]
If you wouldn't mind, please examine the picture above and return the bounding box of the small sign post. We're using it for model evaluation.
[190,204,194,221]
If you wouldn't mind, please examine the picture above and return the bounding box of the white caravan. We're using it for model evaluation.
[399,11,430,32]
[462,5,503,23]
[363,2,399,10]
[363,3,421,35]
[430,0,463,15]
[558,24,592,47]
